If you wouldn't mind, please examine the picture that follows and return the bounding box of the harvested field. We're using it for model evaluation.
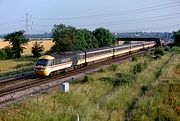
[0,39,54,55]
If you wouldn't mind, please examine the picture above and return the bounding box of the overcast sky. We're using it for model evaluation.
[0,0,180,34]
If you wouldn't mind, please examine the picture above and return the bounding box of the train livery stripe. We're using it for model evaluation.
[46,61,72,69]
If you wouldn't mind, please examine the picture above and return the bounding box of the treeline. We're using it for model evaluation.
[51,24,115,52]
[0,24,115,59]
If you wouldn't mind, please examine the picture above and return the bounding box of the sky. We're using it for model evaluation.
[0,0,180,34]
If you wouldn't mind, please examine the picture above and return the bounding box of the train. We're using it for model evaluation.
[34,41,156,76]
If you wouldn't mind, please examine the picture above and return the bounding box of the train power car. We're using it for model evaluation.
[34,41,156,76]
[34,51,85,76]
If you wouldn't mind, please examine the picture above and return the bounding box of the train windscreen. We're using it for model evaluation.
[36,59,50,66]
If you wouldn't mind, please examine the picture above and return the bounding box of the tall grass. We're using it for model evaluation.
[131,54,180,121]
[0,53,178,121]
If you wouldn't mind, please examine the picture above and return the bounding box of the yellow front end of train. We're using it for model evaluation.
[34,55,55,76]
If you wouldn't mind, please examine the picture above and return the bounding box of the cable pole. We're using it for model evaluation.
[24,13,33,39]
[25,13,29,36]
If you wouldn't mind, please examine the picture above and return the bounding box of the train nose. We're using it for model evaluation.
[35,70,49,76]
[34,66,49,76]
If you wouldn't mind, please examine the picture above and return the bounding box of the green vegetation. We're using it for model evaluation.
[4,31,28,58]
[133,63,145,74]
[174,30,180,45]
[31,41,45,57]
[0,46,14,60]
[93,27,115,47]
[108,63,118,72]
[0,56,37,77]
[51,24,115,52]
[154,47,164,56]
[1,49,179,121]
[131,54,180,121]
[171,46,180,54]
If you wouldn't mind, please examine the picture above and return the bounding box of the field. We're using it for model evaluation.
[0,56,37,76]
[0,51,179,121]
[0,39,140,55]
[0,39,54,55]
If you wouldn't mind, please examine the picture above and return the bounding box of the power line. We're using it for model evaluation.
[76,13,180,27]
[31,12,180,28]
[0,18,24,26]
[32,1,180,20]
[0,20,24,27]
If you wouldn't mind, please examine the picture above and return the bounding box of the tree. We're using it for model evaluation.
[81,29,98,49]
[93,27,116,47]
[32,41,45,57]
[52,24,96,52]
[52,24,115,52]
[52,24,76,52]
[174,30,180,45]
[4,31,28,58]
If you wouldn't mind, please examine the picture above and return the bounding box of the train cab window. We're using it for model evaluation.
[36,59,49,66]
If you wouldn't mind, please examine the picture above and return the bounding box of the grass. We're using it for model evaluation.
[0,56,37,76]
[130,54,180,121]
[0,52,179,121]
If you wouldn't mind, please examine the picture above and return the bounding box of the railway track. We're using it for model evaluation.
[0,49,154,106]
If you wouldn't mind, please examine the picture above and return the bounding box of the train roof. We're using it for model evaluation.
[39,55,55,60]
[85,46,113,53]
[50,51,85,59]
[113,44,130,49]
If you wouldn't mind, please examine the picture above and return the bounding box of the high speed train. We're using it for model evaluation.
[34,41,156,76]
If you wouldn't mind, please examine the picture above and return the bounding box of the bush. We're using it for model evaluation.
[141,85,149,93]
[32,41,44,57]
[81,75,94,83]
[3,46,14,59]
[100,73,135,87]
[98,68,107,72]
[154,54,162,59]
[100,77,114,85]
[133,63,144,74]
[0,49,7,60]
[0,47,14,60]
[109,64,118,72]
[171,46,180,53]
[132,56,138,62]
[154,47,164,56]
[113,73,135,87]
[164,46,171,51]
